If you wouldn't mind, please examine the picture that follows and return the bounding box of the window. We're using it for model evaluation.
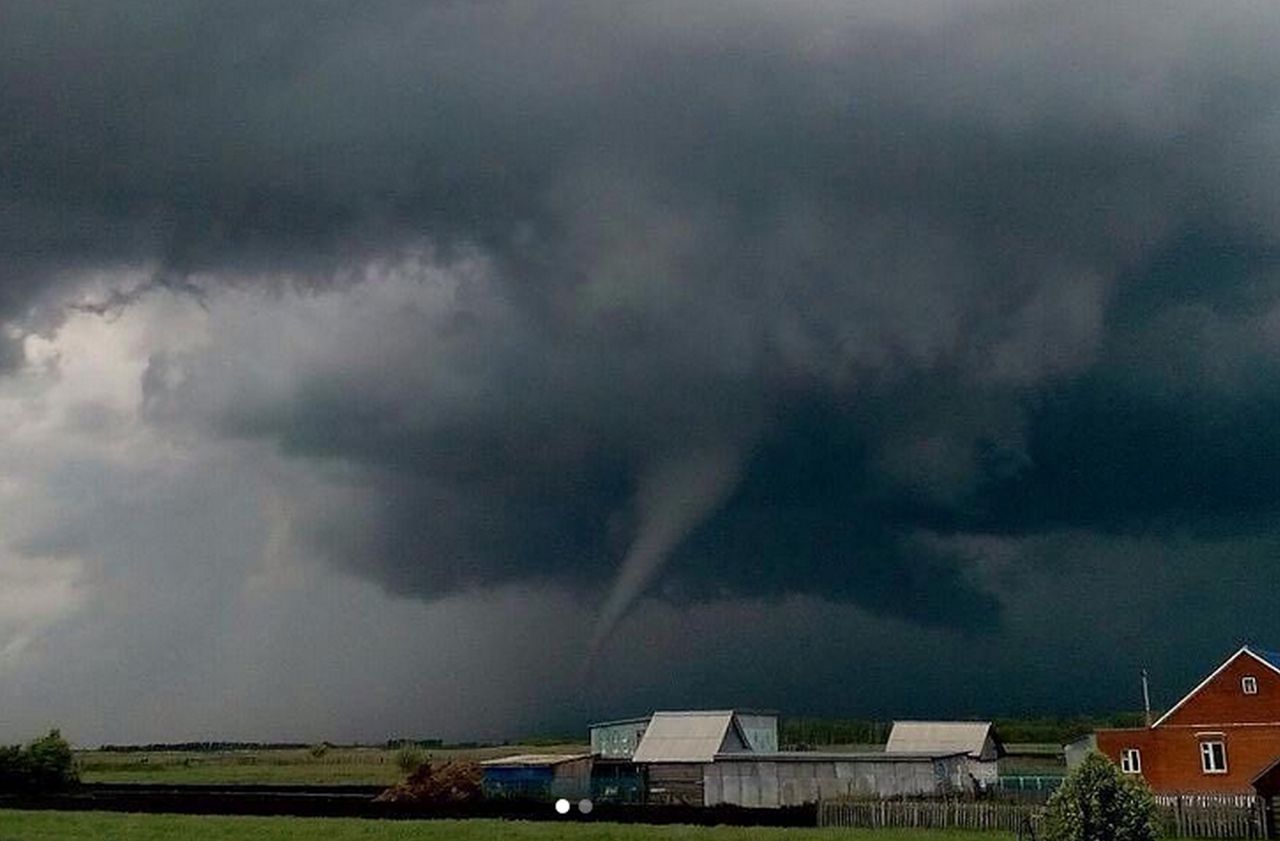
[1200,740,1227,774]
[1243,676,1258,695]
[1120,748,1142,774]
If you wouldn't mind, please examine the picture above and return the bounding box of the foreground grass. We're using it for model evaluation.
[0,811,1018,841]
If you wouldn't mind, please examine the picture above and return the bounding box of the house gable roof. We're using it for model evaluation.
[1151,645,1280,728]
[885,721,996,759]
[631,711,749,763]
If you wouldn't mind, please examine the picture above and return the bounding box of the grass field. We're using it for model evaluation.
[75,745,589,786]
[0,811,1018,841]
[76,744,1066,785]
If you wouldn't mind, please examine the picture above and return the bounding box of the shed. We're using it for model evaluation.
[479,753,593,801]
[886,721,1001,784]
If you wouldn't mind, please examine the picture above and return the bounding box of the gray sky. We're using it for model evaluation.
[2,1,1280,745]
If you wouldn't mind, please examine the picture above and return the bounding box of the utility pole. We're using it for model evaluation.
[1142,669,1153,726]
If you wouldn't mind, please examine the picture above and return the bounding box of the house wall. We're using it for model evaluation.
[1098,725,1280,794]
[1160,653,1280,728]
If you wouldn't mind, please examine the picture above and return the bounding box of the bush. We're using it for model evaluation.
[0,729,78,793]
[395,744,425,774]
[1043,752,1157,841]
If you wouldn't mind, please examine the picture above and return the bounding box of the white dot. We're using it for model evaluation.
[578,798,594,814]
[555,798,571,814]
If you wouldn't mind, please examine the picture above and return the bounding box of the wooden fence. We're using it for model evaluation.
[1155,795,1267,840]
[818,796,1268,839]
[818,800,1037,832]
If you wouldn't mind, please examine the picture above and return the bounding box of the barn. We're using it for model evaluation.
[886,721,1002,786]
[1096,645,1280,794]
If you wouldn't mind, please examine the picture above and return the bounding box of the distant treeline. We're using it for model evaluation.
[97,739,450,752]
[96,742,312,752]
[780,719,891,747]
[991,713,1146,744]
[780,713,1148,748]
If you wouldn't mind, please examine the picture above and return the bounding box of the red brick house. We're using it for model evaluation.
[1097,646,1280,794]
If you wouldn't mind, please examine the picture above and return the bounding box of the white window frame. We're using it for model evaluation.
[1242,676,1258,695]
[1120,748,1142,774]
[1200,740,1228,774]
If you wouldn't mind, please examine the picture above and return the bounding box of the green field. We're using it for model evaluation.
[74,743,1066,785]
[0,811,1017,841]
[75,745,589,786]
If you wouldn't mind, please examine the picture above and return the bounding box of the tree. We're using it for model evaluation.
[0,729,78,793]
[1043,752,1157,841]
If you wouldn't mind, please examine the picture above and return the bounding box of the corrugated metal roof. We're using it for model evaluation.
[885,721,993,758]
[479,753,592,767]
[588,715,652,729]
[632,711,738,763]
[713,750,968,763]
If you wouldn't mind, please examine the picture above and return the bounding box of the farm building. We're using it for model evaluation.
[485,709,985,809]
[479,754,592,800]
[620,710,973,808]
[886,721,1002,785]
[1096,645,1280,794]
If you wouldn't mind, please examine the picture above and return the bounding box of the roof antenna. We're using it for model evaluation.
[1142,668,1153,726]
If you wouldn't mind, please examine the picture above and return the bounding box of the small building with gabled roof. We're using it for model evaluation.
[1097,644,1280,794]
[632,711,754,763]
[886,720,1001,784]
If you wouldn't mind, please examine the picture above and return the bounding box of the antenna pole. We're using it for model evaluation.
[1142,669,1152,726]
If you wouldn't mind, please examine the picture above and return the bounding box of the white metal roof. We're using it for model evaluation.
[478,753,592,767]
[885,721,993,758]
[713,750,967,763]
[632,711,741,763]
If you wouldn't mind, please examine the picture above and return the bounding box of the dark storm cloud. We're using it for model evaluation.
[8,2,1280,644]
